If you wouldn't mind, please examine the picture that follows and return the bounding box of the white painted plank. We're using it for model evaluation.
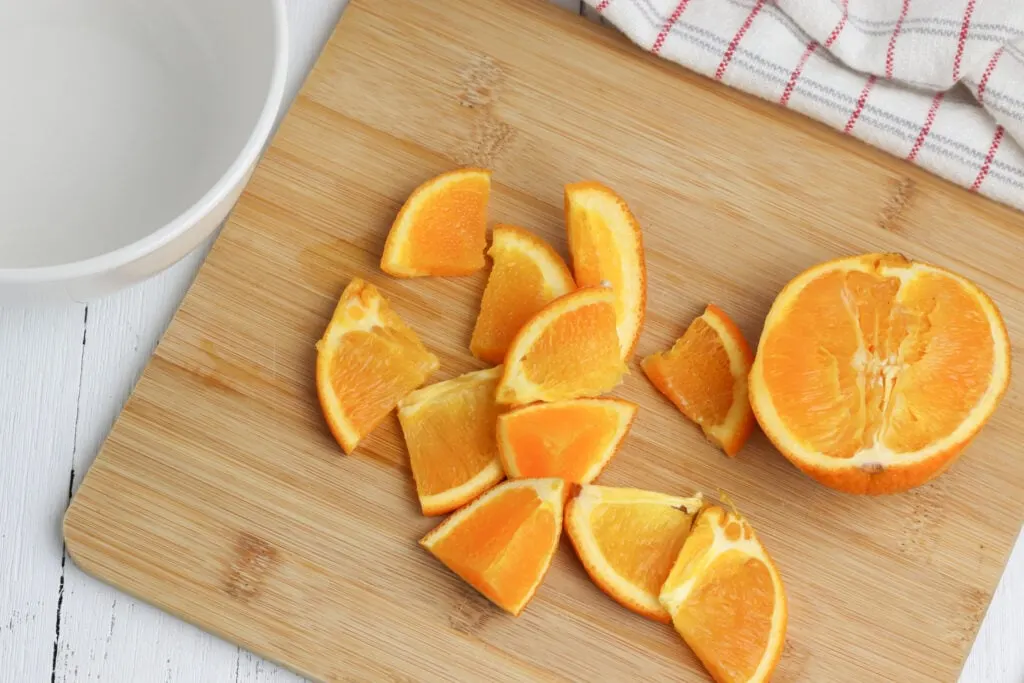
[235,651,304,683]
[0,305,84,681]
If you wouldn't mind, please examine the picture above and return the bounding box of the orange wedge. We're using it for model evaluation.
[316,278,439,454]
[660,505,787,683]
[749,253,1011,493]
[420,478,566,616]
[497,398,637,483]
[470,224,576,364]
[380,168,491,277]
[565,182,647,358]
[565,485,703,622]
[643,305,755,456]
[398,366,506,516]
[496,287,627,405]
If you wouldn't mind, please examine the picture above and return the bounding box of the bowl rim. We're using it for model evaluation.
[0,0,289,285]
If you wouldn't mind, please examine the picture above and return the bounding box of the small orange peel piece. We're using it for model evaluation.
[497,398,637,484]
[643,304,755,456]
[496,287,627,405]
[565,485,703,622]
[315,278,439,454]
[398,366,506,516]
[381,168,491,277]
[659,505,787,683]
[565,181,647,358]
[470,224,576,365]
[420,478,566,616]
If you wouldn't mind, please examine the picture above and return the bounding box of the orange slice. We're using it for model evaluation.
[643,305,755,456]
[749,253,1011,494]
[565,181,647,358]
[398,366,506,516]
[470,224,576,364]
[497,398,637,483]
[420,478,566,616]
[565,485,703,622]
[316,278,439,454]
[380,168,491,277]
[496,287,627,405]
[659,505,787,683]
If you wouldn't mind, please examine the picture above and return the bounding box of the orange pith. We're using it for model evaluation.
[470,224,576,364]
[380,168,491,277]
[497,398,637,483]
[420,478,566,616]
[565,182,647,358]
[565,485,703,622]
[497,287,627,405]
[398,366,506,516]
[749,253,1011,494]
[659,506,787,683]
[642,304,755,456]
[315,278,439,454]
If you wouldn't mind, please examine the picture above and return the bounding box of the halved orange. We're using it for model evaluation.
[470,224,576,364]
[565,182,647,358]
[497,398,637,483]
[398,366,506,516]
[660,505,787,683]
[565,485,703,622]
[496,287,627,405]
[643,305,755,456]
[420,478,566,616]
[749,253,1011,494]
[380,168,491,277]
[316,278,439,454]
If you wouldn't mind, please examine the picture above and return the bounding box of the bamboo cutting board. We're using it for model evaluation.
[64,0,1024,680]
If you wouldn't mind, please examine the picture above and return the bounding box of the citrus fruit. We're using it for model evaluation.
[497,398,637,483]
[642,304,755,456]
[316,278,439,454]
[470,224,576,364]
[659,505,787,683]
[565,181,647,358]
[420,478,566,616]
[496,286,627,405]
[398,366,507,516]
[380,168,490,277]
[565,485,703,622]
[749,253,1011,494]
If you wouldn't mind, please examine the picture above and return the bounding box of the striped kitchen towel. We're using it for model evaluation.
[587,0,1024,211]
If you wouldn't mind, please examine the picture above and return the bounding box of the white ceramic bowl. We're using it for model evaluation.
[0,0,288,304]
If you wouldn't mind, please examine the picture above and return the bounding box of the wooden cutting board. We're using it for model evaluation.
[63,0,1024,680]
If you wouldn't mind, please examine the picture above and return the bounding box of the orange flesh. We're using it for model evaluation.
[672,551,775,683]
[569,211,626,319]
[644,317,734,427]
[521,301,623,396]
[427,487,554,608]
[590,503,695,597]
[502,403,622,481]
[402,377,503,497]
[761,267,994,459]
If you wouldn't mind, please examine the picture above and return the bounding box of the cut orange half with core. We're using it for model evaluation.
[420,478,566,616]
[497,398,637,484]
[380,168,490,277]
[659,505,787,683]
[470,224,576,364]
[565,182,647,358]
[316,278,439,454]
[749,253,1011,494]
[565,485,703,622]
[643,304,755,456]
[397,366,506,516]
[496,287,627,405]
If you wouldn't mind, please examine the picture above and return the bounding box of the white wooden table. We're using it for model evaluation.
[1,1,1021,681]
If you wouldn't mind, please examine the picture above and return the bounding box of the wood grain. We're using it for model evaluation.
[63,0,1024,680]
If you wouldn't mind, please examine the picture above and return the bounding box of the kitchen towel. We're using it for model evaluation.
[586,0,1024,211]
